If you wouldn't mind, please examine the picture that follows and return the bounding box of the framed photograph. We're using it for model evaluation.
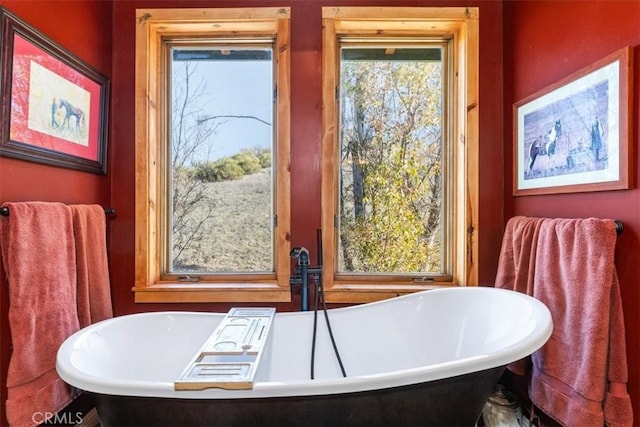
[514,46,633,196]
[0,8,109,174]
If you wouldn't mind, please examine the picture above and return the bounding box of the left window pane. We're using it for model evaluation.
[169,46,274,273]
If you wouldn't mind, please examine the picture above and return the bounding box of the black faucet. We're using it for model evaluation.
[290,247,322,311]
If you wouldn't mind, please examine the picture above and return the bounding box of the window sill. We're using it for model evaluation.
[132,282,463,304]
[323,283,460,304]
[132,283,292,303]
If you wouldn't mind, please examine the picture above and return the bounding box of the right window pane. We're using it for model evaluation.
[338,44,448,275]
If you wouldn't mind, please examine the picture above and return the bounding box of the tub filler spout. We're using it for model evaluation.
[290,247,323,311]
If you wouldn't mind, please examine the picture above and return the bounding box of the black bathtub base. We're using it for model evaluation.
[92,367,503,427]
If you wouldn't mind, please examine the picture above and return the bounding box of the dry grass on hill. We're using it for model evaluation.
[176,168,273,272]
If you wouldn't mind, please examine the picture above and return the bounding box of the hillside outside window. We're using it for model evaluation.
[169,46,275,274]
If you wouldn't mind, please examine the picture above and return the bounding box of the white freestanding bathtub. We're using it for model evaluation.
[57,287,552,426]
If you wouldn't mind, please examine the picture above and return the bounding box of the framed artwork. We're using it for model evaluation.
[513,46,633,196]
[0,8,109,174]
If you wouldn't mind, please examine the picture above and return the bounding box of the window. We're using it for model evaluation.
[134,6,477,304]
[338,45,447,275]
[321,7,479,302]
[134,8,291,302]
[170,46,274,274]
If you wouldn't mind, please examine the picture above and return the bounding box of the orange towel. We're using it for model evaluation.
[495,216,544,375]
[0,202,80,427]
[495,216,544,296]
[529,218,633,426]
[70,204,113,328]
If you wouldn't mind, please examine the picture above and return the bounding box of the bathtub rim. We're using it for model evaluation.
[56,287,553,399]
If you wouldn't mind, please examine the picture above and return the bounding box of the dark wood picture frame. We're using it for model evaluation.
[0,8,109,174]
[513,46,633,196]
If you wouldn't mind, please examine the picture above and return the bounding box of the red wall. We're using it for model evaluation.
[110,0,506,315]
[503,0,640,422]
[1,0,637,425]
[0,1,113,424]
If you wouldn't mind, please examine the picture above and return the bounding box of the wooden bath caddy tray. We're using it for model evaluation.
[174,307,276,391]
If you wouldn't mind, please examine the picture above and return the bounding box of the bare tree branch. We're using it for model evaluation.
[196,115,272,127]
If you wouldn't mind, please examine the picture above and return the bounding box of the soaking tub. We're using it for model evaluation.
[56,287,552,426]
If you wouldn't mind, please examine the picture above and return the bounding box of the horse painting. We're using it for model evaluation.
[51,98,86,132]
[528,119,562,172]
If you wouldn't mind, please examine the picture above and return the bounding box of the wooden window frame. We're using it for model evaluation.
[320,7,479,303]
[133,7,291,303]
